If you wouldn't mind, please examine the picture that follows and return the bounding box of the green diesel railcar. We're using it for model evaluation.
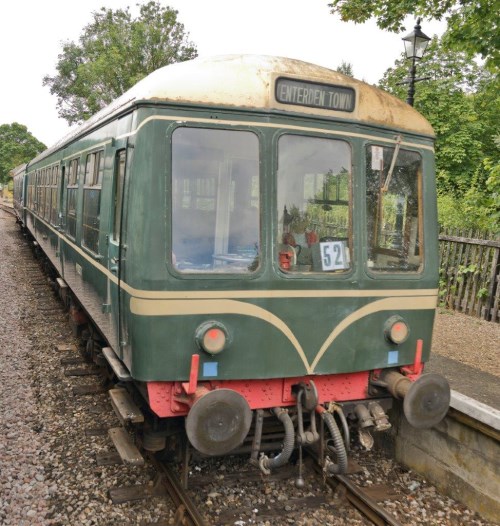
[14,55,449,473]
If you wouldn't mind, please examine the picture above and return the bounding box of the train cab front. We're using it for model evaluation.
[127,92,452,478]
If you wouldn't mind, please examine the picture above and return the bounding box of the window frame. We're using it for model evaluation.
[364,142,425,275]
[65,158,80,240]
[275,132,354,277]
[170,124,262,277]
[82,150,104,254]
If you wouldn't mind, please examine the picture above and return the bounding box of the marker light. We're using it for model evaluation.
[195,321,229,355]
[385,316,410,344]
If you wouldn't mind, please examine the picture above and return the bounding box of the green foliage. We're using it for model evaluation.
[477,287,488,300]
[43,1,198,124]
[378,38,499,232]
[0,123,46,184]
[328,0,499,73]
[336,61,354,77]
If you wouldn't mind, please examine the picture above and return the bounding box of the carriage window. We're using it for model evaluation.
[366,145,423,272]
[43,168,50,220]
[27,173,33,208]
[82,151,104,253]
[277,135,352,273]
[50,166,59,225]
[172,127,260,273]
[66,158,80,239]
[35,170,42,213]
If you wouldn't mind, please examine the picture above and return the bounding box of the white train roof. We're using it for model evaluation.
[37,55,434,163]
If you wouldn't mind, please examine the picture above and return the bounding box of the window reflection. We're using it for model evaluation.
[277,135,352,273]
[366,145,423,272]
[172,128,260,273]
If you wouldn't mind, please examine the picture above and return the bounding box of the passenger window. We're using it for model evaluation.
[36,170,42,214]
[82,151,104,253]
[277,134,352,273]
[366,145,423,272]
[50,166,59,225]
[66,158,80,239]
[171,128,260,273]
[44,168,50,220]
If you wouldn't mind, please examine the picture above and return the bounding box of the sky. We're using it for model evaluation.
[0,0,446,148]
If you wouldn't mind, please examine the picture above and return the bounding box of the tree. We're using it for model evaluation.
[380,40,489,192]
[379,39,499,231]
[0,123,46,184]
[43,1,198,124]
[328,0,499,74]
[336,61,354,77]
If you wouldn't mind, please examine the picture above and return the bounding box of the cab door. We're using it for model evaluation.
[108,145,127,356]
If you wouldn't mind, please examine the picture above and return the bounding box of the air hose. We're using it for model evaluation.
[319,408,348,474]
[259,407,295,475]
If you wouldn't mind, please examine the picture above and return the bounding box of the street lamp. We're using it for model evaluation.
[400,18,431,106]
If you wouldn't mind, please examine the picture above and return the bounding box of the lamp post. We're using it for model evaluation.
[399,18,431,106]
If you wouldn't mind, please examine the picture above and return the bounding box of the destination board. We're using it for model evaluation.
[276,78,355,112]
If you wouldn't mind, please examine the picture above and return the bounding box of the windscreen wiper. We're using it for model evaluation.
[382,135,402,192]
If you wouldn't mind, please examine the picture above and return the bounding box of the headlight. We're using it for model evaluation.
[384,316,409,344]
[195,321,229,354]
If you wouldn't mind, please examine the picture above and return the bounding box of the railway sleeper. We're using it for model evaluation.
[108,427,145,466]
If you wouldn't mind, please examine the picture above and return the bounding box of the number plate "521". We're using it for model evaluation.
[320,241,348,271]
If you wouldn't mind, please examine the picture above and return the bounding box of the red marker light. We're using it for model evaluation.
[384,316,410,345]
[389,320,409,344]
[195,322,230,354]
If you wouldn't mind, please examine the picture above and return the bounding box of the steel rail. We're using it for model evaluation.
[308,450,404,526]
[149,453,208,526]
[334,473,404,526]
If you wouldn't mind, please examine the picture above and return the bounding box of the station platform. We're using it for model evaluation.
[426,352,499,409]
[426,352,500,431]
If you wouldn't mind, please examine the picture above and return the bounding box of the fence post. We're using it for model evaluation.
[485,246,500,322]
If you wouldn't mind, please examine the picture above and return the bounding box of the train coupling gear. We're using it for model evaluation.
[249,409,265,467]
[316,406,348,475]
[358,427,375,451]
[354,403,375,429]
[258,407,295,475]
[368,401,391,432]
[352,403,375,450]
[185,387,252,456]
[294,381,320,446]
[381,370,450,429]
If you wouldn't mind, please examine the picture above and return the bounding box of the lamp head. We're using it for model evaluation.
[402,18,431,60]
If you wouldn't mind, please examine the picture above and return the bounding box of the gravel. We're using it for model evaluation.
[432,308,500,377]
[0,206,498,526]
[0,209,173,525]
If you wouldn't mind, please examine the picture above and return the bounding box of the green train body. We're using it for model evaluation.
[14,55,449,462]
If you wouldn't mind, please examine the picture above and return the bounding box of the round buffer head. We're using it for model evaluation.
[403,373,451,429]
[186,389,252,456]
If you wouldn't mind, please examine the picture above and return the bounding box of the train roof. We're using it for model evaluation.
[36,55,434,164]
[10,164,27,178]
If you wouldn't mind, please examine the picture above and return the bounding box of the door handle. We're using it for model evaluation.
[110,265,118,273]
